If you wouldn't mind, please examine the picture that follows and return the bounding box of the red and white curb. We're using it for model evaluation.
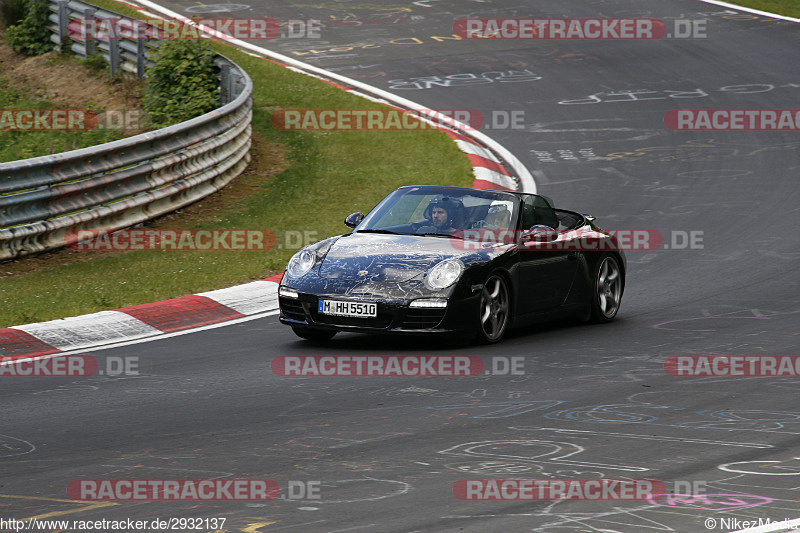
[1,0,536,359]
[0,274,282,359]
[443,130,519,191]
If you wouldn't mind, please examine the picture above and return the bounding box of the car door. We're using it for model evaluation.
[515,195,579,315]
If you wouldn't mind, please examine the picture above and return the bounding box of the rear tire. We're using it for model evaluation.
[476,273,511,344]
[590,254,623,322]
[291,326,337,341]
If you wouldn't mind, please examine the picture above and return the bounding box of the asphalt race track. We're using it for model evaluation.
[3,1,800,531]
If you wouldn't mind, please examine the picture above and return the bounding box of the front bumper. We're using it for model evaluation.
[278,290,479,335]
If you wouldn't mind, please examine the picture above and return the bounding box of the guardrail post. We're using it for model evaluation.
[55,0,69,50]
[83,7,96,57]
[109,38,120,76]
[108,39,119,76]
[219,60,232,105]
[136,37,146,78]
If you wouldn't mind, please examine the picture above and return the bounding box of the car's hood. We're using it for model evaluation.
[318,233,468,282]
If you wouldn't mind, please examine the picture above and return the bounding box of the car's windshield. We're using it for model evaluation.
[357,186,520,236]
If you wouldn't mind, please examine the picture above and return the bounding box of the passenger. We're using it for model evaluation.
[484,204,511,229]
[474,203,512,230]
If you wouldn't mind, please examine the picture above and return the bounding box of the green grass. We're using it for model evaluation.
[728,0,800,18]
[0,71,126,161]
[0,1,474,327]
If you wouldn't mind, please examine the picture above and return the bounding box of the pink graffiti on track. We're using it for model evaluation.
[647,493,773,511]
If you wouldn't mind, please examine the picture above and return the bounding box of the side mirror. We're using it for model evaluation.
[520,225,559,245]
[344,212,364,228]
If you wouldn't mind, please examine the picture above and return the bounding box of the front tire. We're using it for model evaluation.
[590,254,623,322]
[476,273,511,344]
[291,326,337,341]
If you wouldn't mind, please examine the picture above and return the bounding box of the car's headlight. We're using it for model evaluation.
[425,259,464,290]
[286,249,316,278]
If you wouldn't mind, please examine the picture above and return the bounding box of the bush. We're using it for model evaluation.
[144,39,220,128]
[5,0,54,55]
[0,0,27,28]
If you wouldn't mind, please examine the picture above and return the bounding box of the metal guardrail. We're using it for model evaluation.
[50,0,156,77]
[0,0,252,260]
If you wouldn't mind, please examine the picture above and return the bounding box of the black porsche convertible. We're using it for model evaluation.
[278,185,625,344]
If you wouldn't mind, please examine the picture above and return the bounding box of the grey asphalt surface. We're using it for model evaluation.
[2,1,800,532]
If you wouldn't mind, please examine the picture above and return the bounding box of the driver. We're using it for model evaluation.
[417,195,464,234]
[431,205,453,232]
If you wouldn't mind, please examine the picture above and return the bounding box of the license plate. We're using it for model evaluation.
[318,299,377,318]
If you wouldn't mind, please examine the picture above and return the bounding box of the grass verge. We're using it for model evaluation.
[0,43,141,160]
[0,0,474,327]
[727,0,800,18]
[0,77,126,160]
